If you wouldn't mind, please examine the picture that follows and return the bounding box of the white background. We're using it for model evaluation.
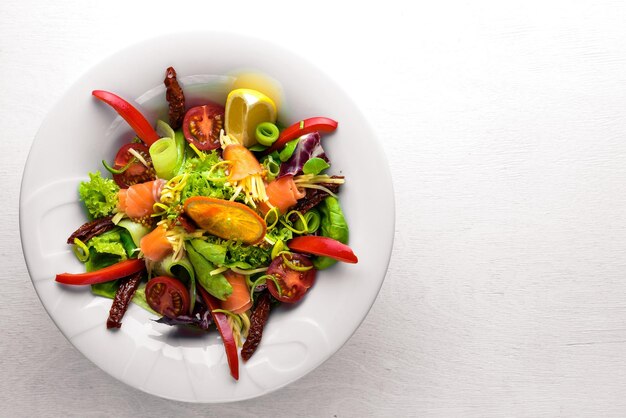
[4,0,626,416]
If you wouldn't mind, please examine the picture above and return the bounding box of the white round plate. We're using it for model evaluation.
[20,32,394,402]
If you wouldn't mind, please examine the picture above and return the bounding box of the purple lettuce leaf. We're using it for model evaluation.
[154,299,213,331]
[278,132,329,178]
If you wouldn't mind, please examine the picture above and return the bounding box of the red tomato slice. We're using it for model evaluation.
[112,143,156,188]
[266,253,316,303]
[182,104,224,150]
[145,276,190,318]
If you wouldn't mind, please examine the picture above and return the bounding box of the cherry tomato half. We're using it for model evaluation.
[145,276,190,318]
[182,104,225,150]
[266,253,316,303]
[112,143,155,188]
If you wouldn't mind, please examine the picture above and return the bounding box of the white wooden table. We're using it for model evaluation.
[4,0,626,416]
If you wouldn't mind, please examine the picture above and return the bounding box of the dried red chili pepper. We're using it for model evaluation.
[241,292,271,361]
[106,270,144,329]
[164,66,186,129]
[67,216,115,244]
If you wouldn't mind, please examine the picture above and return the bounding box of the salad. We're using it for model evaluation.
[55,67,358,380]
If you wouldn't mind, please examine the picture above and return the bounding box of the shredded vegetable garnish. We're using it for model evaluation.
[160,173,189,205]
[264,206,280,230]
[205,160,231,182]
[294,174,345,185]
[295,183,339,198]
[151,202,170,217]
[219,129,239,148]
[72,238,90,262]
[151,173,189,219]
[162,224,203,262]
[210,266,229,276]
[279,210,308,234]
[281,252,313,272]
[292,175,344,198]
[102,157,137,175]
[128,148,149,167]
[295,210,320,234]
[213,309,247,347]
[212,309,241,323]
[228,173,268,208]
[271,240,286,259]
[240,311,251,340]
[188,142,206,159]
[287,210,307,229]
[249,274,282,302]
[230,266,268,276]
[230,184,244,202]
[111,212,125,225]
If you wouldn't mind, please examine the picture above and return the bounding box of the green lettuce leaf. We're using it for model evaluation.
[132,285,158,314]
[78,171,119,219]
[313,196,349,270]
[84,229,128,272]
[188,239,227,266]
[186,242,232,301]
[88,230,127,259]
[91,280,118,298]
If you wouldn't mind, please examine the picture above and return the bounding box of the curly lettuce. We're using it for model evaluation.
[208,237,271,269]
[180,154,238,201]
[79,171,119,219]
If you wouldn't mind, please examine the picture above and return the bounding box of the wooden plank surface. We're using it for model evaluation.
[3,0,626,416]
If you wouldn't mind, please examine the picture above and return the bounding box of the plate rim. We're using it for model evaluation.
[19,30,396,403]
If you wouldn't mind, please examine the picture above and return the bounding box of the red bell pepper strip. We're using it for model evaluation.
[264,117,338,154]
[92,90,160,146]
[287,236,358,264]
[197,284,239,381]
[56,259,145,285]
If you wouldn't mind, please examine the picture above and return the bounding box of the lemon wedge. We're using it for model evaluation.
[225,88,277,148]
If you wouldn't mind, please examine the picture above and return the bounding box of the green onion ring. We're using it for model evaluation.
[249,274,283,303]
[255,122,280,146]
[264,206,280,230]
[279,210,308,234]
[72,238,90,262]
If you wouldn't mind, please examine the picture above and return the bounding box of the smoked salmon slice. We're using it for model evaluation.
[118,179,165,219]
[139,224,172,262]
[221,270,252,314]
[223,144,263,182]
[259,175,306,215]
